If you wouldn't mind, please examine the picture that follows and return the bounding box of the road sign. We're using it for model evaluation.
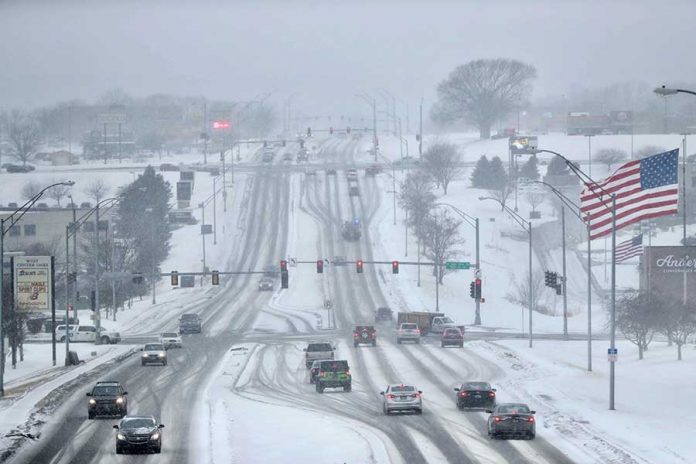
[607,347,618,362]
[201,224,213,235]
[97,113,127,125]
[445,262,471,270]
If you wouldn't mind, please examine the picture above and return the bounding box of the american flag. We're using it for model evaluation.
[580,149,679,240]
[615,234,643,263]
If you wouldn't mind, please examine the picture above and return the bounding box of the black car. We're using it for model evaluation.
[5,164,35,173]
[87,381,128,419]
[487,403,536,440]
[179,313,202,334]
[114,415,164,454]
[454,381,496,409]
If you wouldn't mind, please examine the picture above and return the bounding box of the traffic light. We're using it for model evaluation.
[317,260,324,274]
[347,126,351,134]
[329,127,334,135]
[556,284,562,296]
[280,260,289,288]
[475,278,482,299]
[212,270,220,285]
[307,127,312,137]
[171,271,179,286]
[544,271,557,288]
[469,281,476,299]
[132,275,144,284]
[356,260,364,274]
[392,260,399,274]
[90,290,96,311]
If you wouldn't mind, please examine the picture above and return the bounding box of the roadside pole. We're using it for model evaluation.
[94,204,101,345]
[64,225,71,365]
[474,218,481,325]
[562,206,568,339]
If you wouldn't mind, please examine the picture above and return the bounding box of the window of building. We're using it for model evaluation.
[8,226,20,237]
[23,224,36,236]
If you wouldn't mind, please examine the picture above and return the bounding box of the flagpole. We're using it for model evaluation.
[609,193,617,411]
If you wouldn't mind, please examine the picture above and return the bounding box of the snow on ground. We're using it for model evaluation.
[195,343,395,464]
[469,338,696,464]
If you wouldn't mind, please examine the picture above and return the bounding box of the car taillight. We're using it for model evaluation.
[488,392,496,397]
[353,332,358,337]
[413,393,421,399]
[494,416,502,422]
[387,394,396,399]
[459,391,468,397]
[528,416,535,423]
[346,370,351,376]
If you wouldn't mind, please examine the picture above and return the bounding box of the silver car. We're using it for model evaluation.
[381,384,423,415]
[141,343,167,366]
[397,323,421,344]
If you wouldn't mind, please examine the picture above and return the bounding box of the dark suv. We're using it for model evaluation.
[86,381,128,419]
[353,325,377,347]
[315,360,351,393]
[374,307,393,322]
[179,313,202,334]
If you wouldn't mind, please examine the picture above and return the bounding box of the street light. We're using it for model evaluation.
[654,85,696,97]
[534,147,617,409]
[479,196,533,347]
[356,94,378,161]
[435,203,481,325]
[0,180,75,396]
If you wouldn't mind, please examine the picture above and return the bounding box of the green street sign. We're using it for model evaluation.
[445,261,471,270]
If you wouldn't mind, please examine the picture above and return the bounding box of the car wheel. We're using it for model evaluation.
[116,446,123,455]
[441,342,445,347]
[316,384,324,393]
[154,444,162,454]
[60,336,66,343]
[101,336,110,344]
[353,342,358,347]
[528,432,535,440]
[372,340,377,347]
[88,411,95,420]
[383,406,390,415]
[459,343,464,348]
[344,383,351,392]
[415,408,423,415]
[163,360,167,366]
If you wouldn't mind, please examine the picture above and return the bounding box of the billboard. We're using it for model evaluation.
[177,181,192,201]
[509,136,538,154]
[642,246,696,304]
[12,256,54,312]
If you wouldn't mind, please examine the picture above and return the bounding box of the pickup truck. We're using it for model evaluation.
[396,312,445,335]
[429,316,458,334]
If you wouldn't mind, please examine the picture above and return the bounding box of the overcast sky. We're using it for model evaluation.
[1,0,695,117]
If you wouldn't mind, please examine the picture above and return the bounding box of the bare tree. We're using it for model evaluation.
[635,145,666,159]
[84,179,110,204]
[420,211,463,284]
[660,296,696,360]
[399,171,436,236]
[594,148,627,171]
[432,59,537,139]
[421,141,461,195]
[21,180,43,201]
[525,191,545,212]
[48,180,71,207]
[506,271,545,314]
[616,291,660,360]
[492,183,514,212]
[5,109,41,166]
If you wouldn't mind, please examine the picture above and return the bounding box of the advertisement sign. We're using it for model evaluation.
[643,246,696,305]
[509,136,538,154]
[12,256,53,312]
[97,113,127,125]
[177,181,192,201]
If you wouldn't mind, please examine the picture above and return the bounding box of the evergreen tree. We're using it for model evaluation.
[488,156,507,190]
[546,156,569,176]
[519,155,540,180]
[470,155,491,188]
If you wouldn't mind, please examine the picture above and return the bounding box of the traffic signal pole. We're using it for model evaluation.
[474,218,481,325]
[561,206,568,339]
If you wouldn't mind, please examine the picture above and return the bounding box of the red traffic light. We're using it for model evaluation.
[392,260,399,274]
[280,260,288,272]
[212,120,230,130]
[317,260,324,274]
[356,260,364,274]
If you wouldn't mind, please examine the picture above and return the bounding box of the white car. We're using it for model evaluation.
[56,324,121,344]
[381,384,423,415]
[397,323,421,344]
[159,332,182,349]
[141,343,167,366]
[430,316,456,334]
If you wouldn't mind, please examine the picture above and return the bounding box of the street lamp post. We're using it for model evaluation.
[479,196,532,346]
[435,203,481,325]
[534,149,617,404]
[0,181,75,395]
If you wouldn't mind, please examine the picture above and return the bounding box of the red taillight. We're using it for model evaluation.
[494,416,502,422]
[459,391,468,397]
[413,393,421,399]
[528,416,535,423]
[488,392,496,397]
[387,394,396,399]
[346,370,351,376]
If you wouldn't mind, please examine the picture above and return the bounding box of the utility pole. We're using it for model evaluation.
[103,123,108,165]
[372,99,378,162]
[561,206,568,339]
[201,203,206,287]
[528,220,533,348]
[419,99,423,159]
[118,123,122,164]
[587,217,592,372]
[213,177,218,245]
[203,101,208,165]
[585,134,594,177]
[609,194,617,410]
[94,204,101,344]
[64,226,71,365]
[111,230,116,320]
[474,218,481,325]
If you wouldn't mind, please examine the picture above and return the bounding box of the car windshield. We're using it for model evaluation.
[441,317,454,323]
[161,333,178,338]
[180,315,198,321]
[463,382,491,391]
[355,326,373,331]
[307,344,332,352]
[320,361,348,371]
[391,385,416,393]
[92,386,120,396]
[401,324,417,330]
[498,404,531,414]
[144,344,164,351]
[121,418,156,429]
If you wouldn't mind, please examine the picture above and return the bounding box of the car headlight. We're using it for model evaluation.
[158,353,165,358]
[89,399,96,405]
[116,397,124,404]
[117,433,126,441]
[150,432,160,440]
[143,353,149,357]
